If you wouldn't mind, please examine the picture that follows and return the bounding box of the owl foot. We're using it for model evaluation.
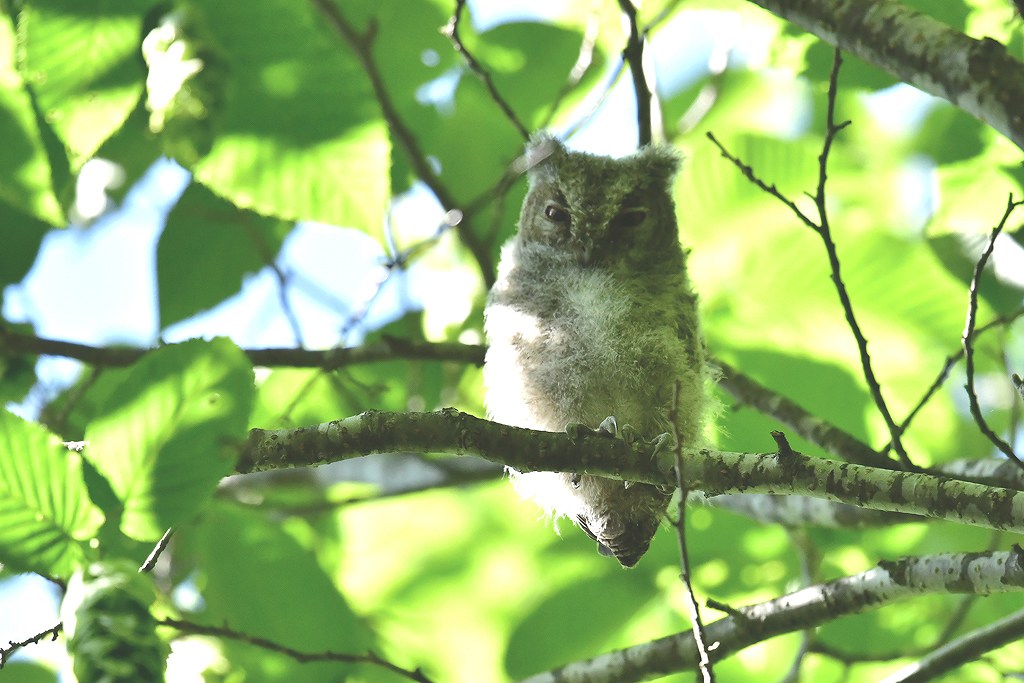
[646,432,677,492]
[565,417,643,489]
[565,415,620,442]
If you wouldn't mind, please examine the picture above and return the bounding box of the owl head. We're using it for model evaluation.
[517,132,681,268]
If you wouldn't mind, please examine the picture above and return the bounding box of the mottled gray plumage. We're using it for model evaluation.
[483,133,712,567]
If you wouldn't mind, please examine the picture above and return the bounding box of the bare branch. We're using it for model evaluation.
[441,0,529,140]
[814,49,914,469]
[669,382,714,682]
[880,606,1024,683]
[309,0,495,288]
[746,0,1024,151]
[518,547,1024,683]
[0,325,485,369]
[160,618,433,683]
[962,195,1024,469]
[139,528,174,574]
[699,492,917,528]
[709,50,914,470]
[893,306,1024,451]
[616,0,655,146]
[0,622,63,668]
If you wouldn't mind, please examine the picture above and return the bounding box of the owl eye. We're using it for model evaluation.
[610,208,647,231]
[544,203,570,225]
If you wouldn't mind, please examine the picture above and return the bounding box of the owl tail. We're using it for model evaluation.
[575,513,659,568]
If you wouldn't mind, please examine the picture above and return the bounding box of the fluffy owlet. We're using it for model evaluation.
[483,133,712,567]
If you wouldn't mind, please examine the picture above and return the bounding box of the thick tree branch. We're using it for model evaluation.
[747,0,1024,151]
[700,492,917,528]
[518,547,1024,683]
[238,409,1024,535]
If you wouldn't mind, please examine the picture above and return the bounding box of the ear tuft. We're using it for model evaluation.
[521,131,564,178]
[634,145,681,187]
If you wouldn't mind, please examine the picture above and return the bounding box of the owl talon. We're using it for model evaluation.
[565,422,588,444]
[619,424,638,448]
[648,432,677,481]
[597,416,618,437]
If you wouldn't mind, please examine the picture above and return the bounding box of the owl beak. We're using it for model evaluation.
[573,236,594,266]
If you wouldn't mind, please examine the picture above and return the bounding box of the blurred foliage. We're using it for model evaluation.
[1,0,1024,682]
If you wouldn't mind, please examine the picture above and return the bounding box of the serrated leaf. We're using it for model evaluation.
[157,183,290,327]
[505,574,657,678]
[83,338,254,541]
[191,0,389,234]
[19,0,149,167]
[0,411,104,579]
[0,15,63,225]
[186,503,373,679]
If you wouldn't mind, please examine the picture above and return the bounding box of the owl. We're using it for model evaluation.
[483,132,712,567]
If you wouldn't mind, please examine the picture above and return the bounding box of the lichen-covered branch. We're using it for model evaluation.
[518,548,1024,683]
[747,0,1024,151]
[700,492,917,528]
[238,409,1024,535]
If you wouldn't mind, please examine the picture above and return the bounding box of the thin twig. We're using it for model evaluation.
[616,0,654,146]
[880,607,1024,683]
[0,622,63,668]
[309,0,495,288]
[442,0,529,140]
[0,325,485,368]
[160,618,434,683]
[241,219,304,347]
[140,528,175,573]
[962,195,1024,469]
[813,49,913,470]
[708,48,915,471]
[670,382,715,682]
[891,306,1024,448]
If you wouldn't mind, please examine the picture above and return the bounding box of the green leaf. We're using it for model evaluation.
[83,338,254,541]
[0,410,104,579]
[0,15,63,225]
[475,21,605,129]
[0,201,47,289]
[0,661,59,682]
[157,183,290,327]
[505,573,659,678]
[18,0,150,167]
[90,100,164,207]
[184,503,374,679]
[192,0,389,234]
